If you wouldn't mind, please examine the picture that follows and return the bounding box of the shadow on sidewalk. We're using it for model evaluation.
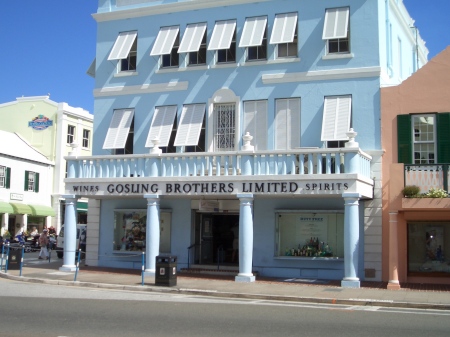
[79,265,450,292]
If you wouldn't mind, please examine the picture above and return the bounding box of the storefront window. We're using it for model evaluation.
[275,212,344,258]
[408,222,450,274]
[113,210,171,253]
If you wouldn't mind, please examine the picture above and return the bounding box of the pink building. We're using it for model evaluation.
[382,46,450,288]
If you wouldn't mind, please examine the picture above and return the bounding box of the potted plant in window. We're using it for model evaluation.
[401,185,420,198]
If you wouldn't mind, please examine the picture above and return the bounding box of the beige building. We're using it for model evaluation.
[0,96,93,236]
[381,46,450,287]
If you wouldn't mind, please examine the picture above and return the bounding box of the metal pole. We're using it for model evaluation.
[74,249,81,282]
[141,252,145,286]
[1,243,4,272]
[48,249,51,263]
[5,243,10,273]
[20,246,24,276]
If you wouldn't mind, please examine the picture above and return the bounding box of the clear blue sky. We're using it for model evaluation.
[0,1,449,115]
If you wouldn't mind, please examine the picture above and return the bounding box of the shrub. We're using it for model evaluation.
[424,188,449,198]
[402,185,421,198]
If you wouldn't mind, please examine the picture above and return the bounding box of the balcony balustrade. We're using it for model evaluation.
[404,164,450,194]
[66,147,372,180]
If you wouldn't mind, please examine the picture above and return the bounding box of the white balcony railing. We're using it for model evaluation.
[404,164,450,193]
[66,147,372,180]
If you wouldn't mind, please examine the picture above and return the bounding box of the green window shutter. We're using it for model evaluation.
[35,172,40,193]
[397,115,412,164]
[437,113,450,163]
[6,167,11,189]
[24,170,29,191]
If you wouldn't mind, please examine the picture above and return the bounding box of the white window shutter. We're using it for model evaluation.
[322,7,349,40]
[244,100,267,150]
[108,31,137,60]
[269,12,298,44]
[103,109,134,149]
[275,99,300,150]
[288,99,301,149]
[174,104,206,146]
[145,106,177,147]
[239,16,267,47]
[321,95,352,141]
[150,26,179,56]
[178,23,207,53]
[208,20,236,50]
[275,99,288,150]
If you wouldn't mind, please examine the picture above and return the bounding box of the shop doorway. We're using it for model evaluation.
[194,213,239,266]
[8,216,16,236]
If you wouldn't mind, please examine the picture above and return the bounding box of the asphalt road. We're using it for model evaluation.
[0,279,449,337]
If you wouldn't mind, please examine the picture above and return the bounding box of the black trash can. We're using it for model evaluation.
[155,255,177,286]
[7,248,22,270]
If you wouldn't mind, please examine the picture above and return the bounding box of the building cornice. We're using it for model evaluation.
[93,0,271,22]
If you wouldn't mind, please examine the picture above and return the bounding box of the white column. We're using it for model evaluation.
[235,193,255,283]
[45,216,51,229]
[60,195,78,271]
[341,192,361,288]
[22,214,28,234]
[143,194,160,276]
[1,214,8,235]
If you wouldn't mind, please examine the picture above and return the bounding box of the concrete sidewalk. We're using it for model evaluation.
[1,257,450,311]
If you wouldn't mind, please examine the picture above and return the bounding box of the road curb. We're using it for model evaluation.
[1,271,449,311]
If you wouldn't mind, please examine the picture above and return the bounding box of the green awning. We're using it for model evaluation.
[77,201,88,212]
[0,201,14,214]
[29,204,55,217]
[9,202,33,215]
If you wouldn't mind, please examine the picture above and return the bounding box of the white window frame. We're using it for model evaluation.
[108,31,138,72]
[275,98,301,150]
[208,20,237,64]
[412,114,436,164]
[207,89,240,152]
[174,104,206,147]
[243,100,267,150]
[240,16,268,62]
[321,95,352,142]
[239,16,267,47]
[188,31,207,66]
[178,23,207,53]
[270,12,298,59]
[145,106,178,148]
[0,166,5,188]
[67,125,75,144]
[27,171,36,192]
[323,7,350,55]
[103,109,135,150]
[82,129,90,149]
[150,26,180,56]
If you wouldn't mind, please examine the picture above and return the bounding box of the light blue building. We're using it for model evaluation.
[64,0,427,287]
